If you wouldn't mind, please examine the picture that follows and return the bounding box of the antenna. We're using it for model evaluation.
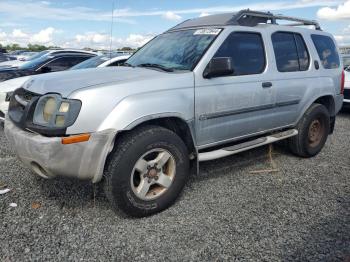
[109,0,115,58]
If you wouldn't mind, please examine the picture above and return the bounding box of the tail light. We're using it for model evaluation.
[341,70,345,95]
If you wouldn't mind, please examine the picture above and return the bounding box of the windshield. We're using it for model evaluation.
[70,55,109,70]
[127,28,221,71]
[19,54,51,70]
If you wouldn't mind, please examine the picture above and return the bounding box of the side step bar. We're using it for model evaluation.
[198,129,298,162]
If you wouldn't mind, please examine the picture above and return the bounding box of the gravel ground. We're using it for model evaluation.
[0,112,349,262]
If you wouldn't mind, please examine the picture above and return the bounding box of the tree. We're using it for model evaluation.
[119,47,133,51]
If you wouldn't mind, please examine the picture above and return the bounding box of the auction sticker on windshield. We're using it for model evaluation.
[194,28,222,35]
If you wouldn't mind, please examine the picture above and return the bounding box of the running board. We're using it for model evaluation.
[198,129,298,162]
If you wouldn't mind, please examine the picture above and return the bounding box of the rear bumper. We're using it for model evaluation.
[5,119,116,183]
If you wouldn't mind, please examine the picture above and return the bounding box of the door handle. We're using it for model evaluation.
[262,82,273,88]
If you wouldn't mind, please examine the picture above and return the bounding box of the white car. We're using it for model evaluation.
[0,76,30,122]
[0,55,130,122]
[70,54,130,70]
[344,67,350,105]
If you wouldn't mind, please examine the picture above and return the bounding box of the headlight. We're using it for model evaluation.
[33,94,81,128]
[5,91,14,102]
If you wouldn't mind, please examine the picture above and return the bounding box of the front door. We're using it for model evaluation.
[194,30,277,147]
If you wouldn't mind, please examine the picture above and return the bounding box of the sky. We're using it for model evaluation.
[0,0,350,49]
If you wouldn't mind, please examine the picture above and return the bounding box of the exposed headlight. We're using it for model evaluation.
[5,91,13,102]
[33,94,81,128]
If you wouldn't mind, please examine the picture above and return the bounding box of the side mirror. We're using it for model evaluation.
[203,57,234,79]
[40,66,52,73]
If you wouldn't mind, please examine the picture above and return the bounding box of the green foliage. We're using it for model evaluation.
[2,43,56,52]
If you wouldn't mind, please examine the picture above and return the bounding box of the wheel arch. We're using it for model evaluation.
[125,115,197,157]
[313,95,335,116]
[295,94,336,135]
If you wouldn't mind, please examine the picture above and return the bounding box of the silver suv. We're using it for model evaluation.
[5,10,344,217]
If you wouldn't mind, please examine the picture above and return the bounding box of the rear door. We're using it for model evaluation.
[268,30,314,127]
[194,29,277,147]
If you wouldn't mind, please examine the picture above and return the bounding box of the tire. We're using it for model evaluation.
[104,125,189,217]
[289,103,330,158]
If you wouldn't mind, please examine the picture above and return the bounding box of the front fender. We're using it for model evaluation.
[97,88,194,132]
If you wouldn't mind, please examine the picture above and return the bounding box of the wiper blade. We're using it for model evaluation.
[137,63,174,72]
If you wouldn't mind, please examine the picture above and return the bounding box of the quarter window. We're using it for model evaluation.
[272,32,310,72]
[311,34,340,69]
[213,32,266,76]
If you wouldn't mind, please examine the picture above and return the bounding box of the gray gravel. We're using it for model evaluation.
[0,112,349,262]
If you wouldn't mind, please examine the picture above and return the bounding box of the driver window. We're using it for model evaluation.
[213,32,266,76]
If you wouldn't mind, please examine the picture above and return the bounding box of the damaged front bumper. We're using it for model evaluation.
[5,119,116,183]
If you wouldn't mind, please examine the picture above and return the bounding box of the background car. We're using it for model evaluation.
[0,50,96,82]
[342,54,350,69]
[0,49,97,68]
[16,51,38,61]
[344,66,350,106]
[0,53,16,63]
[0,54,129,122]
[70,54,130,70]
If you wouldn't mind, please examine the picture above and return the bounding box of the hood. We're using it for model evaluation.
[22,66,181,97]
[0,76,31,93]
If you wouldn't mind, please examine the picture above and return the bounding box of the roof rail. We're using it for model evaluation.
[232,10,321,30]
[168,9,321,32]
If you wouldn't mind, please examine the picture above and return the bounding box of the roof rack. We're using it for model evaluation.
[233,10,321,30]
[168,9,321,32]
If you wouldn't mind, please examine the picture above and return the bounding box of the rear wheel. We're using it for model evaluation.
[289,103,330,157]
[104,125,189,217]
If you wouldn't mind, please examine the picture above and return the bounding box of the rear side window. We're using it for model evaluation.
[311,34,340,69]
[213,32,266,76]
[272,32,310,72]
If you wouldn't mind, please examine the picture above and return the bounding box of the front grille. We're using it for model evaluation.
[8,88,40,129]
[344,89,350,100]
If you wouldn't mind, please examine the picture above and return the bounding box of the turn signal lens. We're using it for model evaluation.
[55,115,65,127]
[61,134,91,145]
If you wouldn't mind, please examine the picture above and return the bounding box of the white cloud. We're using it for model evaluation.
[0,27,57,46]
[0,0,342,26]
[162,11,182,21]
[199,12,210,17]
[76,33,109,44]
[0,0,135,24]
[66,32,155,49]
[0,31,7,39]
[11,29,27,38]
[317,0,350,20]
[30,27,55,44]
[335,34,350,45]
[123,34,155,47]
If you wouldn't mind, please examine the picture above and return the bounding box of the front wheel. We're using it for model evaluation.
[289,103,330,158]
[104,126,189,217]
